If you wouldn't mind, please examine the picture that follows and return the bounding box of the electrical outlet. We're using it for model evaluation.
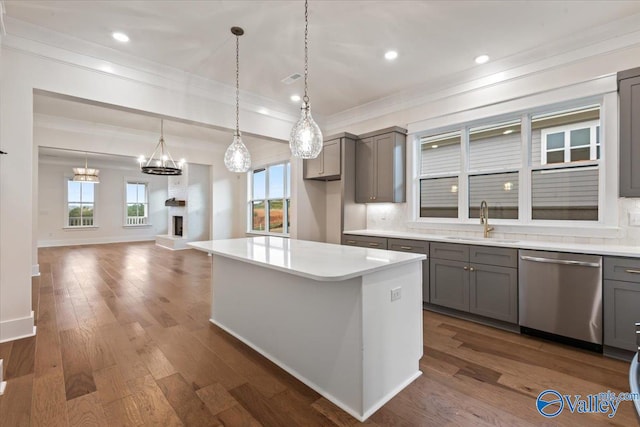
[391,287,401,301]
[630,212,640,226]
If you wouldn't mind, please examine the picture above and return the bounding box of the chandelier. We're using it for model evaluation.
[289,0,323,159]
[224,26,251,173]
[140,119,184,175]
[73,152,100,183]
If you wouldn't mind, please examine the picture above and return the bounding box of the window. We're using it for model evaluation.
[468,120,521,219]
[66,179,95,227]
[532,106,600,220]
[249,161,290,234]
[416,103,602,223]
[419,132,460,218]
[125,181,149,225]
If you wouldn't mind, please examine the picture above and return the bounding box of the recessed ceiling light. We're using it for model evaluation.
[258,108,269,115]
[290,94,301,102]
[503,129,514,135]
[475,54,489,64]
[384,50,398,61]
[112,32,130,43]
[431,144,439,149]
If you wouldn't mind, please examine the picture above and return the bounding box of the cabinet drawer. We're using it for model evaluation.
[430,242,468,262]
[341,235,388,249]
[470,246,518,268]
[387,238,428,254]
[604,257,640,282]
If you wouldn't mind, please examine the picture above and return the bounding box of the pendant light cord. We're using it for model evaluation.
[303,0,309,105]
[236,33,240,134]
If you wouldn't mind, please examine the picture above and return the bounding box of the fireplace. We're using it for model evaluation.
[173,216,183,237]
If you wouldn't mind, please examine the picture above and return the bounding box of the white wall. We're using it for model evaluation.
[38,158,168,247]
[187,163,211,242]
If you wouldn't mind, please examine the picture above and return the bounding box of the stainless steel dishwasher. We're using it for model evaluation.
[519,250,603,350]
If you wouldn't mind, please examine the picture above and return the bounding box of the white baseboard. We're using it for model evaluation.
[37,236,156,248]
[0,359,5,396]
[0,311,36,343]
[32,264,40,277]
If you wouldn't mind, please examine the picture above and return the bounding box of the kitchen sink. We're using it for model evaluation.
[443,236,519,244]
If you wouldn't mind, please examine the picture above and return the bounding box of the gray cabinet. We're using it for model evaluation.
[304,138,341,181]
[430,258,469,311]
[355,127,406,203]
[388,238,430,303]
[341,234,387,250]
[618,67,640,197]
[469,263,518,323]
[604,256,640,351]
[430,242,518,323]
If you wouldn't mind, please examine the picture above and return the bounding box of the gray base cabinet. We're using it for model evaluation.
[430,259,469,311]
[604,256,640,351]
[430,242,518,323]
[470,263,518,323]
[341,234,387,250]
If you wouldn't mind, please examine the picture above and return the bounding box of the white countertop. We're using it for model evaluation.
[344,229,640,258]
[188,237,425,282]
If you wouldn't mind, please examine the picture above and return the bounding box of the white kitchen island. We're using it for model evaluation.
[189,236,425,422]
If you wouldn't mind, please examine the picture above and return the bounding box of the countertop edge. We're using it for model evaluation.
[188,241,426,282]
[344,230,640,258]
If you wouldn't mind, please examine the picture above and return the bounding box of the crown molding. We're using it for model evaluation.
[324,13,640,132]
[2,17,307,125]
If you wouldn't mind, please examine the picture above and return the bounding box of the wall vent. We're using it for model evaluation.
[281,73,302,85]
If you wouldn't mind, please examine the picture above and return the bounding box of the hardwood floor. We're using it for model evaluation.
[0,241,637,426]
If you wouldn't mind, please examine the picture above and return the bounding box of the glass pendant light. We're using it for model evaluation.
[224,26,251,173]
[290,0,323,159]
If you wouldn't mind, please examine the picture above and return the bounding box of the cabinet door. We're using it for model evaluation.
[469,264,518,323]
[604,279,640,351]
[355,137,374,203]
[373,133,394,202]
[303,153,323,179]
[430,258,469,311]
[322,140,341,178]
[619,73,640,196]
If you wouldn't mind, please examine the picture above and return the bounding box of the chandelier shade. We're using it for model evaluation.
[224,26,251,173]
[73,153,100,183]
[141,119,183,176]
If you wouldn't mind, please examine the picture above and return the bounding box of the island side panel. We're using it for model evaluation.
[210,255,365,417]
[361,260,423,418]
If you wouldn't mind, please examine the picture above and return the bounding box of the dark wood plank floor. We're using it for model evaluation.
[0,242,637,426]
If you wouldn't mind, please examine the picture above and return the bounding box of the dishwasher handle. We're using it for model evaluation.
[520,255,600,268]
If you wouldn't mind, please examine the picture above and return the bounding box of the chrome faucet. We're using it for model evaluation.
[479,200,494,238]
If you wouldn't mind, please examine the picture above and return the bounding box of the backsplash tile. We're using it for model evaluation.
[365,199,640,247]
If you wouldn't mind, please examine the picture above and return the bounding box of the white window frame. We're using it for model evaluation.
[247,161,290,236]
[63,175,98,229]
[408,91,619,237]
[124,179,151,227]
[541,120,600,165]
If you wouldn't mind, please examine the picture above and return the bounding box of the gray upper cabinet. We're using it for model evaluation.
[304,138,341,181]
[618,67,640,197]
[604,256,640,351]
[355,127,406,203]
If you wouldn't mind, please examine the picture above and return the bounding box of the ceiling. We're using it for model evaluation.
[7,1,640,116]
